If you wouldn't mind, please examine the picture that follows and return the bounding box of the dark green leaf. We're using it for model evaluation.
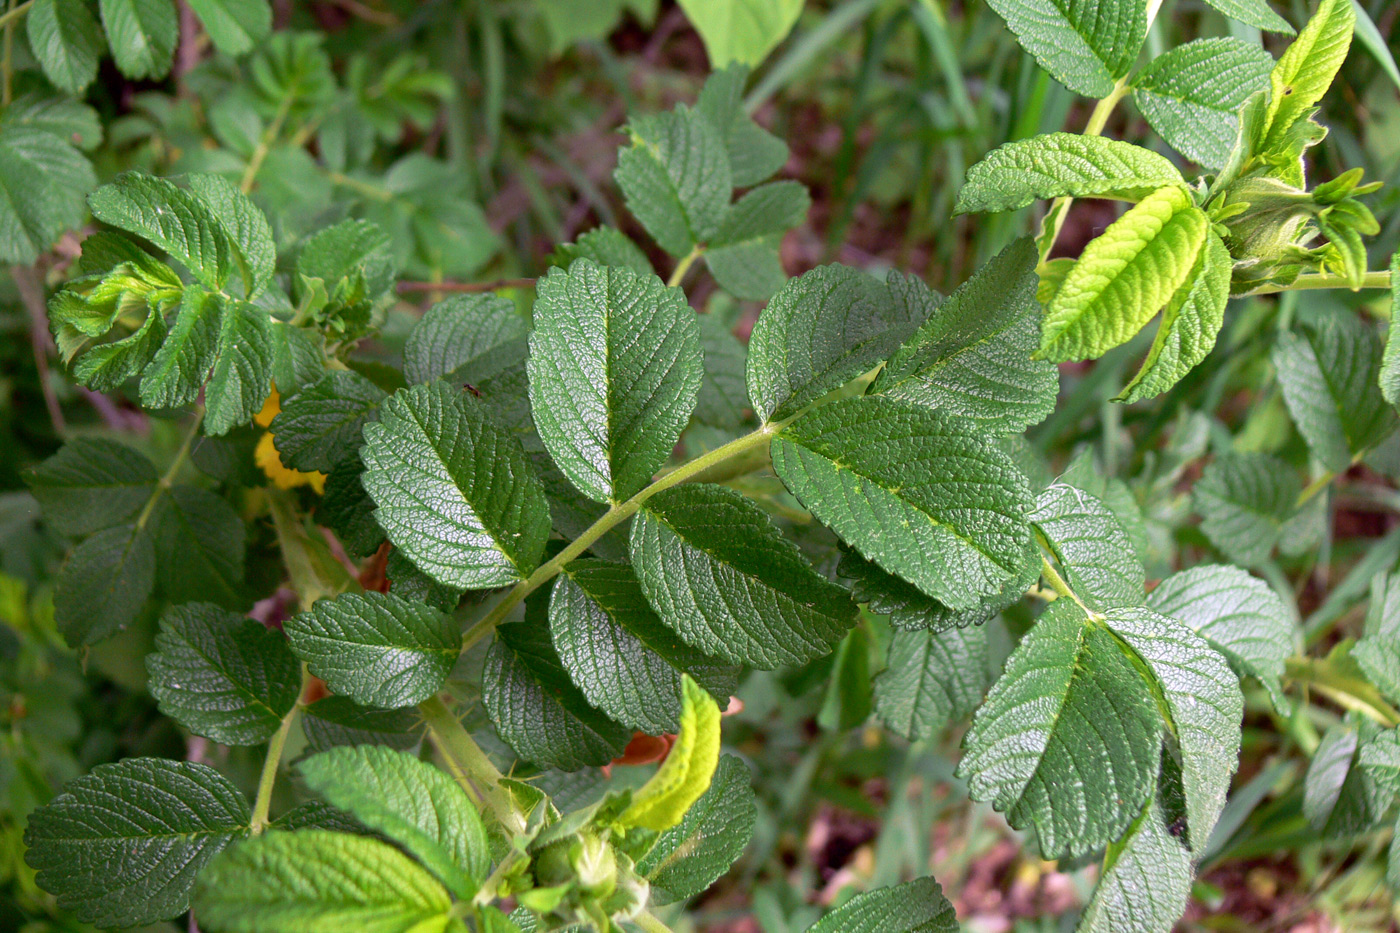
[271,370,387,473]
[151,484,246,607]
[1031,481,1145,610]
[302,696,421,753]
[874,625,990,740]
[99,0,177,79]
[984,0,1145,97]
[615,107,731,257]
[27,0,105,94]
[24,438,157,537]
[403,293,527,387]
[806,877,958,933]
[54,522,155,645]
[1193,452,1299,567]
[205,299,276,435]
[88,172,231,290]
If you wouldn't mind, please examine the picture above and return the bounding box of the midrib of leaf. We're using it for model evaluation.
[168,629,283,724]
[400,399,522,574]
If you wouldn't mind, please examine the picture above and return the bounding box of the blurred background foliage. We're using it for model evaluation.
[3,0,1400,930]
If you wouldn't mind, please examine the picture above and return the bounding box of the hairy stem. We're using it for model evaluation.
[419,695,525,834]
[462,423,783,651]
[1251,270,1393,294]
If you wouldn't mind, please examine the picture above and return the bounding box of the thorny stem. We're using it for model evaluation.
[419,695,526,835]
[461,422,786,653]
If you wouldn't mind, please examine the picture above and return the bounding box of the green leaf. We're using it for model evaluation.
[188,172,276,298]
[271,371,387,473]
[484,612,631,771]
[806,877,959,933]
[385,548,462,613]
[838,543,1038,631]
[1273,316,1397,472]
[319,457,385,560]
[1193,451,1299,567]
[89,172,232,290]
[146,603,299,745]
[630,483,858,668]
[1031,481,1145,610]
[1104,607,1244,849]
[676,0,802,68]
[1077,797,1193,933]
[550,226,654,276]
[1202,0,1294,33]
[639,754,756,905]
[1039,185,1211,363]
[296,218,396,304]
[284,591,459,709]
[72,298,168,392]
[1303,716,1392,837]
[297,745,489,899]
[1148,564,1296,714]
[773,395,1033,610]
[185,0,272,55]
[956,134,1184,214]
[302,696,420,753]
[620,675,722,831]
[959,600,1162,859]
[24,438,157,537]
[205,299,276,435]
[99,0,177,79]
[53,522,155,645]
[24,758,250,928]
[1131,39,1274,169]
[746,265,930,422]
[27,0,105,94]
[360,381,551,590]
[704,180,810,300]
[1116,232,1232,403]
[615,107,731,258]
[528,260,702,503]
[151,485,246,606]
[194,830,455,933]
[273,321,329,396]
[404,293,527,387]
[695,64,788,187]
[1380,249,1400,408]
[695,312,750,429]
[871,238,1057,434]
[874,625,990,741]
[139,285,221,409]
[1259,0,1353,154]
[983,0,1145,97]
[1354,574,1400,705]
[0,121,97,264]
[550,559,739,735]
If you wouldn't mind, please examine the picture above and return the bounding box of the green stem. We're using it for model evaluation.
[0,0,30,30]
[135,412,204,531]
[267,488,356,609]
[667,246,703,289]
[1287,657,1400,728]
[240,95,295,193]
[1251,270,1393,294]
[419,695,525,834]
[463,423,783,648]
[1296,470,1337,509]
[250,671,308,835]
[1039,78,1131,258]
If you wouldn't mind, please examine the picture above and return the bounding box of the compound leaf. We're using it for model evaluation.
[284,591,459,709]
[88,172,231,290]
[146,603,299,746]
[550,559,739,735]
[1147,564,1295,713]
[194,830,454,933]
[871,238,1057,434]
[631,483,858,668]
[297,745,489,899]
[959,600,1162,859]
[24,758,250,928]
[360,381,551,590]
[528,260,702,503]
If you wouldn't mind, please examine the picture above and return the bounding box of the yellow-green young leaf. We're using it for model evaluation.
[677,0,803,68]
[620,675,722,832]
[1116,232,1232,403]
[1039,186,1210,363]
[1259,0,1354,155]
